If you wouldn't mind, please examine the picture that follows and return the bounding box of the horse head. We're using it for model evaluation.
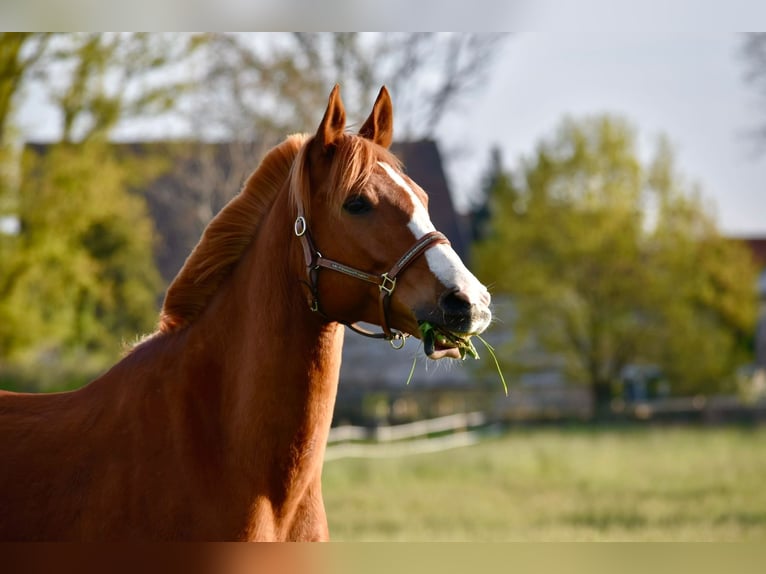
[292,85,491,359]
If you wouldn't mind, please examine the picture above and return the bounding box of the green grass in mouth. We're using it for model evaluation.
[405,321,507,396]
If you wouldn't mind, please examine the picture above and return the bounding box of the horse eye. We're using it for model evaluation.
[343,196,372,215]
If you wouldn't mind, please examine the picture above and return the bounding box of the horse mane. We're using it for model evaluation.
[158,134,308,333]
[158,131,402,334]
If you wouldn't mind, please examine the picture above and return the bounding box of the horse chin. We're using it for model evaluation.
[426,346,462,360]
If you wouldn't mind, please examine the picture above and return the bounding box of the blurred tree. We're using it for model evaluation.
[48,33,205,143]
[1,34,54,365]
[1,34,52,231]
[0,33,51,143]
[1,143,161,357]
[469,146,511,242]
[0,33,197,387]
[192,33,506,142]
[474,116,758,412]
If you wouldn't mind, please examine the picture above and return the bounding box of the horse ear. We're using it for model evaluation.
[315,84,346,150]
[359,86,393,148]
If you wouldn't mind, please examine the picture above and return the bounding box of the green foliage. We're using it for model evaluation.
[474,116,758,401]
[0,33,195,389]
[0,34,51,143]
[0,142,162,371]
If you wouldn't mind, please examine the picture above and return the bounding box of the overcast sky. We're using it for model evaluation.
[441,31,766,237]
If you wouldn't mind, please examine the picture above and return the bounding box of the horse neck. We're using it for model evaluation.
[181,187,344,488]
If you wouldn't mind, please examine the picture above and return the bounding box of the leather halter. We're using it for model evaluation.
[294,202,449,348]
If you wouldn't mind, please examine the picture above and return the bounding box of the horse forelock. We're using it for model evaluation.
[157,134,309,334]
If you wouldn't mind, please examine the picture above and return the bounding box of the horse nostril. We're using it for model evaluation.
[440,288,472,315]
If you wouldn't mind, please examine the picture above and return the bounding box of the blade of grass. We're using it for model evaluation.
[475,334,508,396]
[405,355,418,386]
[416,321,507,395]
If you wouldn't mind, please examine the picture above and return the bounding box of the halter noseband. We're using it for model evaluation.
[294,203,449,348]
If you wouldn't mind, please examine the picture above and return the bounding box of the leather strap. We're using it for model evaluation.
[374,231,449,338]
[294,205,449,345]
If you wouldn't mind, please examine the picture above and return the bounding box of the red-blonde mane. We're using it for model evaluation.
[159,134,308,333]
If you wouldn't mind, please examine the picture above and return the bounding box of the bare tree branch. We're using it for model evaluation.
[741,32,766,152]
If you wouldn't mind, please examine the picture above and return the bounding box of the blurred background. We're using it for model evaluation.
[1,32,765,540]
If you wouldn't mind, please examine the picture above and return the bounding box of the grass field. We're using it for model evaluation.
[322,425,766,541]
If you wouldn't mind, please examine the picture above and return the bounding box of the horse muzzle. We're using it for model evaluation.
[437,287,492,334]
[414,286,492,359]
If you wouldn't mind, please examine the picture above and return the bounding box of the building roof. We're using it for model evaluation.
[742,237,766,267]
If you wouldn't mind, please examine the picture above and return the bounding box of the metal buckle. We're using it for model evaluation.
[379,273,396,296]
[294,216,307,237]
[389,332,407,350]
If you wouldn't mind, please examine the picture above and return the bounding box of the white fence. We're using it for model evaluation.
[327,411,487,444]
[325,412,489,461]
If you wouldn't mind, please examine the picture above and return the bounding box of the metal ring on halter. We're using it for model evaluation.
[389,333,407,349]
[294,216,307,237]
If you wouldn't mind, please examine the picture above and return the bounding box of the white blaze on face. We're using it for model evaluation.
[377,161,490,312]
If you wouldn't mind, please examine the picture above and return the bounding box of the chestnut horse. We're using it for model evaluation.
[0,86,491,541]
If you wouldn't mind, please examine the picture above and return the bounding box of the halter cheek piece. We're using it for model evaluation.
[294,204,449,348]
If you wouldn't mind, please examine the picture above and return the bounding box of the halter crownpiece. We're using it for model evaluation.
[293,204,450,348]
